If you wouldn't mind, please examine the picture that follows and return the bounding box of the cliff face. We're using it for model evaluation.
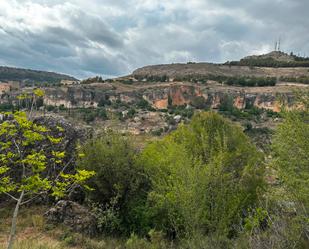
[42,82,300,112]
[44,86,112,108]
[144,85,289,111]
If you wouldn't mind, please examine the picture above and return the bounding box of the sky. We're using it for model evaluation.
[0,0,308,79]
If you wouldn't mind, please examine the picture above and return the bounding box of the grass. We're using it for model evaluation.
[0,205,125,249]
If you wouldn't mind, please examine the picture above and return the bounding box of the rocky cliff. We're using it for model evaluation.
[42,81,302,112]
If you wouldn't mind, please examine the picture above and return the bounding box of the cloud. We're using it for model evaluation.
[0,0,308,78]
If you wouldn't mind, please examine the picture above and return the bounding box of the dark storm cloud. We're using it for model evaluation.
[0,0,308,78]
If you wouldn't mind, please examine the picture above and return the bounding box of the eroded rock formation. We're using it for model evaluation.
[41,82,301,112]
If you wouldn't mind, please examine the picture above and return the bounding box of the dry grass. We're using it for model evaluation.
[0,205,124,249]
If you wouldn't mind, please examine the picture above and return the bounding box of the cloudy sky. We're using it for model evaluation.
[0,0,308,79]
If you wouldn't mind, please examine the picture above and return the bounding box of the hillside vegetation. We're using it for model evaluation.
[0,90,308,249]
[132,51,309,86]
[228,51,309,67]
[0,66,77,84]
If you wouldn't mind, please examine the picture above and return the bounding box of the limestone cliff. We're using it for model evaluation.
[42,82,304,112]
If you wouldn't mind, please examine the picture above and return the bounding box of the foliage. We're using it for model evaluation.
[0,109,94,249]
[78,108,108,123]
[171,74,276,87]
[136,98,154,111]
[272,93,309,209]
[0,103,15,112]
[280,76,309,84]
[127,108,137,118]
[80,76,104,84]
[218,96,264,121]
[168,105,194,119]
[225,76,276,87]
[228,55,309,68]
[0,111,94,199]
[126,230,168,249]
[151,128,164,136]
[78,131,150,235]
[98,97,111,107]
[0,66,76,85]
[190,96,208,109]
[139,112,265,239]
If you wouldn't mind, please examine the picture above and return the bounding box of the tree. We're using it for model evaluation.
[244,92,309,248]
[139,112,264,239]
[78,131,149,235]
[0,90,95,249]
[272,92,309,210]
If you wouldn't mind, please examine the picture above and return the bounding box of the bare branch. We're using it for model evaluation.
[54,157,74,182]
[20,192,46,205]
[3,192,18,202]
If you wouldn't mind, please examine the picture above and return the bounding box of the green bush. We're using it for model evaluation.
[136,98,154,111]
[98,97,111,107]
[139,112,265,239]
[0,103,14,112]
[272,99,309,209]
[78,132,150,235]
[80,108,108,123]
[191,96,208,109]
[127,108,137,118]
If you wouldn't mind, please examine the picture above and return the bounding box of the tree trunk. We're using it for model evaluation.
[7,190,24,249]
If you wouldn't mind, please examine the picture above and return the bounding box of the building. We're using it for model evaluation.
[0,83,11,94]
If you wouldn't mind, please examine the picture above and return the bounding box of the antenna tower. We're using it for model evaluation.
[278,38,281,51]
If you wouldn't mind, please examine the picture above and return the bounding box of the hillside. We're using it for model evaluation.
[229,51,309,67]
[0,66,78,85]
[132,51,309,83]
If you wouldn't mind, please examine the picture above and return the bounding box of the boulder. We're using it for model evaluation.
[174,115,182,123]
[45,200,96,236]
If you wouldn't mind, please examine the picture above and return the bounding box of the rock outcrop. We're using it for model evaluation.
[40,82,304,113]
[45,200,96,235]
[33,116,88,167]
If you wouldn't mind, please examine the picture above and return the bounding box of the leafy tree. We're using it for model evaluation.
[78,131,149,235]
[136,98,152,110]
[0,91,95,249]
[272,92,309,209]
[191,96,208,109]
[127,108,137,118]
[98,97,111,107]
[168,94,173,107]
[139,112,264,239]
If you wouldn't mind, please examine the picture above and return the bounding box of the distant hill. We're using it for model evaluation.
[227,51,309,67]
[131,51,309,87]
[0,66,78,85]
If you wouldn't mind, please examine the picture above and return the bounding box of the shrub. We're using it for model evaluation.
[127,108,137,118]
[46,105,56,111]
[81,108,109,123]
[272,99,309,209]
[136,98,153,110]
[139,112,265,239]
[0,103,14,112]
[191,96,208,109]
[98,97,111,107]
[78,132,150,235]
